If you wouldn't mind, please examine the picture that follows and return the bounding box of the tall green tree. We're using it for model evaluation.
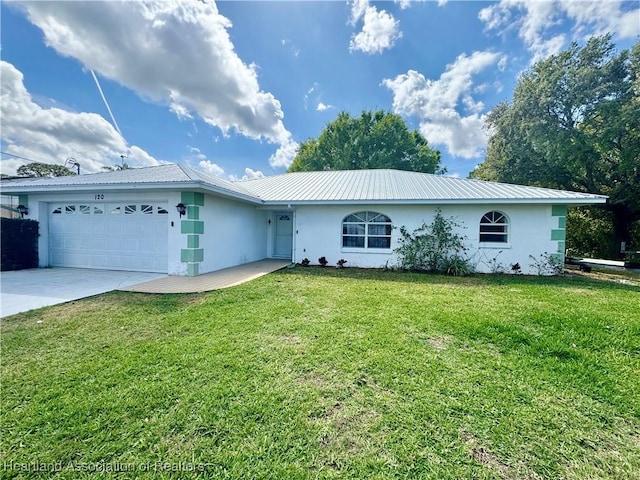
[472,36,640,257]
[288,110,442,174]
[17,162,75,177]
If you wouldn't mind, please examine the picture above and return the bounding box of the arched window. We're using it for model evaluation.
[342,211,392,249]
[479,211,508,243]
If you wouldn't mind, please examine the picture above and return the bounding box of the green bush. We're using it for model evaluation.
[1,218,39,271]
[395,210,472,275]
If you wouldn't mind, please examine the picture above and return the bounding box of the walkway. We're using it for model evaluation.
[120,259,292,294]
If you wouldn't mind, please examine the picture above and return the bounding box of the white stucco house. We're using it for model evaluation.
[1,164,607,276]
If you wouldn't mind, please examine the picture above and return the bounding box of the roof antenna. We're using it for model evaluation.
[65,157,80,175]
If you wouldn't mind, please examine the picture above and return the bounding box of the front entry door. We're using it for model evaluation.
[274,212,293,258]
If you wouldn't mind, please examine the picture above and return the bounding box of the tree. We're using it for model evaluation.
[101,162,131,172]
[17,162,75,177]
[471,36,640,258]
[288,110,443,174]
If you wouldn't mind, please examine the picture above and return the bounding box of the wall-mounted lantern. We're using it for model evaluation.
[175,203,187,217]
[17,204,28,218]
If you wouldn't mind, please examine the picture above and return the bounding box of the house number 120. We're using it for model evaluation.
[94,194,104,200]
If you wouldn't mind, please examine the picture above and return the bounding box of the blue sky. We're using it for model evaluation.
[1,1,638,180]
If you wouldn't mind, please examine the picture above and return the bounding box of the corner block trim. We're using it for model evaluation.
[180,191,205,276]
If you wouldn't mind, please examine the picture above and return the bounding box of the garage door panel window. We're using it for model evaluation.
[49,202,169,272]
[342,211,392,250]
[479,211,509,243]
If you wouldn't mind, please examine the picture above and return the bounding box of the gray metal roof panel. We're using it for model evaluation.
[238,169,607,203]
[0,164,258,201]
[1,164,189,187]
[1,165,607,204]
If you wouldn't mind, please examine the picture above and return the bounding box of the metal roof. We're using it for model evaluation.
[1,164,607,205]
[0,164,259,202]
[239,169,608,205]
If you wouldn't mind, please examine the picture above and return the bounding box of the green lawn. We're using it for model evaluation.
[1,268,639,479]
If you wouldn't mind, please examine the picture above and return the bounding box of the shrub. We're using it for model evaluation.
[318,256,328,267]
[336,259,347,268]
[1,218,39,271]
[528,252,564,276]
[395,210,472,275]
[300,258,310,266]
[478,249,506,274]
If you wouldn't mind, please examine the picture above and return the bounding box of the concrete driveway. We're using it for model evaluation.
[1,268,167,318]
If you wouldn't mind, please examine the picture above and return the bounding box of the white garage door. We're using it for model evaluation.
[49,202,169,273]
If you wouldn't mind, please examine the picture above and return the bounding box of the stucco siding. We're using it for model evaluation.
[293,204,561,274]
[195,194,268,274]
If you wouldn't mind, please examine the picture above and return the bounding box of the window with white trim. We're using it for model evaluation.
[479,211,508,243]
[342,211,392,249]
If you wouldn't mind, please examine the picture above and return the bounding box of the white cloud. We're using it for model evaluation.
[383,51,502,158]
[198,160,225,177]
[303,83,319,111]
[349,0,370,25]
[479,0,640,63]
[419,112,487,159]
[497,55,508,72]
[349,1,402,54]
[0,61,159,175]
[317,102,333,112]
[169,100,193,121]
[280,38,300,57]
[229,167,265,182]
[16,0,294,164]
[269,137,299,169]
[394,0,413,10]
[242,167,264,180]
[394,0,434,9]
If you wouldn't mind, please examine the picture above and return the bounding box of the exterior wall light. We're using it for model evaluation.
[17,204,29,218]
[175,203,187,217]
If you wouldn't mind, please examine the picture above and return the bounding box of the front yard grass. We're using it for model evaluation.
[1,268,639,479]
